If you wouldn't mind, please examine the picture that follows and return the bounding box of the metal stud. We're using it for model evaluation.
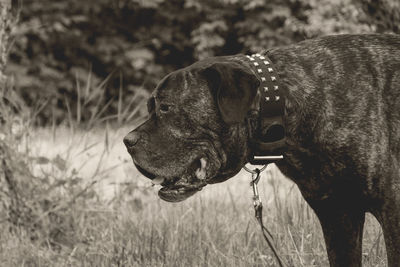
[265,97,270,101]
[271,76,276,81]
[257,69,262,73]
[249,57,255,61]
[254,62,259,66]
[246,55,251,58]
[264,61,270,65]
[261,77,266,82]
[274,85,279,90]
[275,96,280,101]
[260,56,265,60]
[264,87,268,92]
[268,68,273,72]
[255,53,261,57]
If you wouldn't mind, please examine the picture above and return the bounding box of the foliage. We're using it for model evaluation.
[6,0,398,124]
[357,0,400,33]
[0,58,145,249]
[0,86,98,248]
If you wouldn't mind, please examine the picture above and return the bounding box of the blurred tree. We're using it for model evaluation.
[0,0,12,88]
[292,0,373,38]
[5,0,398,125]
[357,0,399,33]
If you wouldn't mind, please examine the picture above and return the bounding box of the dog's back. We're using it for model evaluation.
[268,34,400,202]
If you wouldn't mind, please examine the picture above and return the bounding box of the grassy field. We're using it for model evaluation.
[0,122,388,266]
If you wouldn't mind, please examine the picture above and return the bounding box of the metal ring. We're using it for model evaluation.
[243,164,268,174]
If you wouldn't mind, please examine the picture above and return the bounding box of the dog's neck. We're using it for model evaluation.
[240,53,287,163]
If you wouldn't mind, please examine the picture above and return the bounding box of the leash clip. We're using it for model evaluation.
[243,165,266,218]
[250,169,262,216]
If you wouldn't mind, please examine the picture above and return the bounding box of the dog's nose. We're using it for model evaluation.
[123,131,140,148]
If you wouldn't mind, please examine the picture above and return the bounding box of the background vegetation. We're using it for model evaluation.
[6,0,399,124]
[0,0,399,266]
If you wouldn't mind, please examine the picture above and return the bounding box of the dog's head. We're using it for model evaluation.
[124,56,260,202]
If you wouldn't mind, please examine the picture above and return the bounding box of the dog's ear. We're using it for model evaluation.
[200,62,259,124]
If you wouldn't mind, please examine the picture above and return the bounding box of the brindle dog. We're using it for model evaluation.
[124,34,400,266]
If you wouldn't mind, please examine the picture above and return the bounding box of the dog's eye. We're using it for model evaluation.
[160,104,170,113]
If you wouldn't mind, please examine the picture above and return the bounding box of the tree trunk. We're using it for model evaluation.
[358,0,400,33]
[0,0,12,88]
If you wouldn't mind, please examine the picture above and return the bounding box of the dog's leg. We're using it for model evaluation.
[314,207,365,267]
[368,159,400,266]
[371,197,400,266]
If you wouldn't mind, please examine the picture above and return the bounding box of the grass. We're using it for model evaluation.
[0,65,387,266]
[0,120,388,266]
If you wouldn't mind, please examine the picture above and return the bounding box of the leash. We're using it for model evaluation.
[244,165,286,267]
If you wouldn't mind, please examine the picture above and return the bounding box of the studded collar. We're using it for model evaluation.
[245,53,284,118]
[243,53,286,165]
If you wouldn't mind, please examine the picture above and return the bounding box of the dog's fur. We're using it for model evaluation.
[124,34,400,266]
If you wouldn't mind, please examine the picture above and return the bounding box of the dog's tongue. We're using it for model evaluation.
[195,158,207,180]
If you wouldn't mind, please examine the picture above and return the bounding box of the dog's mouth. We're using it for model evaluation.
[134,158,209,202]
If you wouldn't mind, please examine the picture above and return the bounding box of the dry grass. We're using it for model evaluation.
[0,120,388,266]
[0,65,387,266]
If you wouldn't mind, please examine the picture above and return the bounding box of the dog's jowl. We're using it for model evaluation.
[124,34,400,266]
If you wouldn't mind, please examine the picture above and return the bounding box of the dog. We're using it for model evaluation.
[124,34,400,266]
